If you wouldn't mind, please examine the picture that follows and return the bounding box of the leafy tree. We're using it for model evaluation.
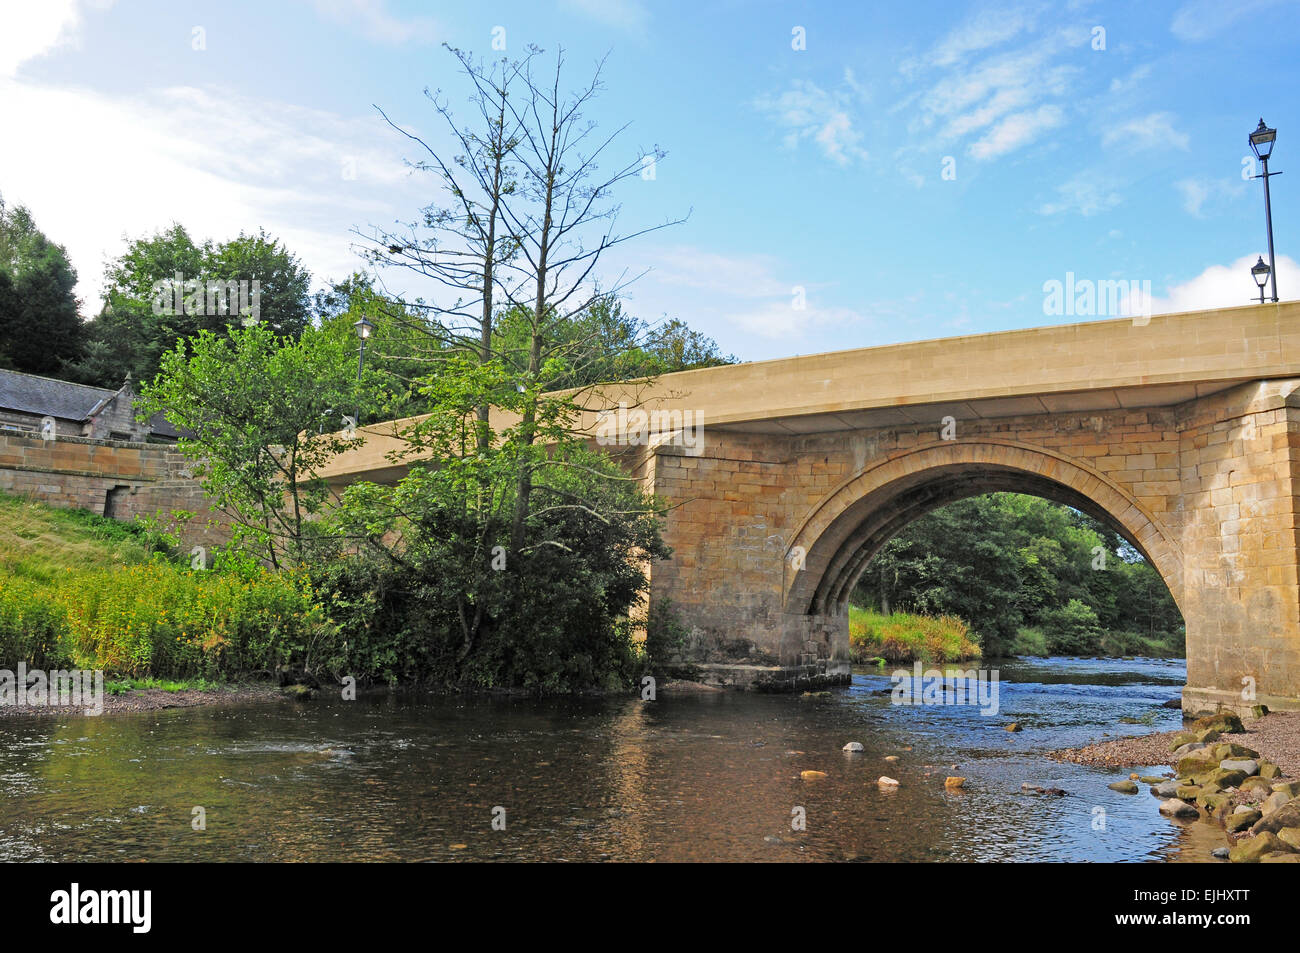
[0,195,83,375]
[75,225,312,386]
[140,324,360,569]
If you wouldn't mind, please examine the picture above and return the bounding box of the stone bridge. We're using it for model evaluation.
[320,302,1300,714]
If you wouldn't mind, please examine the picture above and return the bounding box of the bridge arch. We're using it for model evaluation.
[784,439,1185,618]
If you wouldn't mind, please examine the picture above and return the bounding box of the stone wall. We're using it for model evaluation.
[0,432,225,551]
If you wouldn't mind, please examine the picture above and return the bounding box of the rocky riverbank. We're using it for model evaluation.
[1051,711,1300,862]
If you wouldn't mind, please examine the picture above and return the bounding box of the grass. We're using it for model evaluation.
[104,676,221,695]
[0,493,332,680]
[848,605,981,664]
[0,491,160,582]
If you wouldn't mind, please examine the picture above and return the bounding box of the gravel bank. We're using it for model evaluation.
[1049,711,1300,777]
[0,682,283,718]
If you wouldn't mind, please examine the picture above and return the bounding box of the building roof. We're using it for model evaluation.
[0,368,119,421]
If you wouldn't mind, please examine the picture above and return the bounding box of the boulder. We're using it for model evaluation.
[1176,784,1202,801]
[1203,768,1248,790]
[1271,781,1300,799]
[1262,791,1292,816]
[1251,704,1270,719]
[1229,831,1292,863]
[1240,777,1275,795]
[1152,779,1181,799]
[1214,743,1260,760]
[1159,798,1199,818]
[1197,792,1231,815]
[1171,741,1207,758]
[1251,797,1300,834]
[1278,827,1300,850]
[1138,775,1167,785]
[1192,712,1245,734]
[1176,753,1217,776]
[1220,759,1259,776]
[1259,762,1283,780]
[1169,733,1199,752]
[1108,780,1139,794]
[1259,852,1300,862]
[1225,810,1261,833]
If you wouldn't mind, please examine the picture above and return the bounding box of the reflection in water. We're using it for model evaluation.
[0,657,1215,862]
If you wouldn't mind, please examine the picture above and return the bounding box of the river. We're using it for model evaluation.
[0,656,1223,862]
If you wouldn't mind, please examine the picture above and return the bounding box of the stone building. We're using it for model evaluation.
[0,368,182,442]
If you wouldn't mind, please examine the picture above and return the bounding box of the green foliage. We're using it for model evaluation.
[0,195,83,375]
[847,606,981,663]
[73,224,313,386]
[1040,598,1105,654]
[140,323,359,568]
[0,562,331,679]
[855,493,1183,657]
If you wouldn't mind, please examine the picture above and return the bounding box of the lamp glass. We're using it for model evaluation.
[1252,257,1271,289]
[1250,120,1277,160]
[353,318,374,340]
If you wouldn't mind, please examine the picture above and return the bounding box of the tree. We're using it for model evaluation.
[0,195,83,375]
[140,324,360,569]
[76,225,313,386]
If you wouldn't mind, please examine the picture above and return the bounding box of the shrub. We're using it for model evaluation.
[1041,598,1105,655]
[848,606,980,663]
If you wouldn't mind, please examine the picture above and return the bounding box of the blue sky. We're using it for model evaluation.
[1,0,1297,361]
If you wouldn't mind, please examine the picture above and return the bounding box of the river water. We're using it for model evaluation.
[0,656,1223,862]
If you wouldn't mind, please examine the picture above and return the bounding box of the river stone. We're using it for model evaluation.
[877,776,899,787]
[944,776,965,788]
[1220,759,1260,776]
[1004,722,1022,732]
[1138,775,1166,785]
[1259,762,1282,780]
[1108,780,1139,794]
[1251,704,1270,719]
[1204,768,1248,789]
[1272,782,1300,799]
[1192,712,1245,734]
[1240,777,1275,794]
[1194,728,1222,744]
[1176,754,1217,776]
[799,770,828,780]
[1212,847,1231,859]
[1169,733,1199,752]
[1252,797,1300,834]
[1171,742,1208,758]
[1197,792,1231,815]
[1276,827,1300,850]
[1176,784,1202,801]
[1159,798,1199,818]
[1229,831,1291,863]
[1261,792,1292,816]
[842,742,865,752]
[1152,779,1181,798]
[1225,810,1261,833]
[1214,743,1260,760]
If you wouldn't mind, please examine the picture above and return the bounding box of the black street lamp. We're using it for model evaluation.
[1249,118,1280,303]
[353,317,373,426]
[1252,256,1272,304]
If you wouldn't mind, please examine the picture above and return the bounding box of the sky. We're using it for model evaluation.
[1,0,1298,362]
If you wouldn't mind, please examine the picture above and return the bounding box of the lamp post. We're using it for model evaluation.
[1252,256,1272,304]
[352,317,373,426]
[1249,118,1280,302]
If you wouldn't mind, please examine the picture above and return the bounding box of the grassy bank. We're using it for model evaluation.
[0,493,330,680]
[848,606,981,664]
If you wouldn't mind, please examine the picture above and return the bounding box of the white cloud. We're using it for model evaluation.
[1139,254,1297,313]
[0,76,426,311]
[308,0,439,45]
[1170,0,1283,42]
[1174,176,1247,216]
[970,104,1064,160]
[1038,172,1122,216]
[1101,112,1189,152]
[1109,63,1152,94]
[559,0,649,33]
[906,3,1041,72]
[754,79,868,166]
[0,0,111,78]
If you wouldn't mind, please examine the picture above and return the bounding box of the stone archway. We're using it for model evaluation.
[784,439,1185,619]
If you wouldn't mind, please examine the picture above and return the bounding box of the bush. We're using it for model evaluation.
[1041,598,1105,655]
